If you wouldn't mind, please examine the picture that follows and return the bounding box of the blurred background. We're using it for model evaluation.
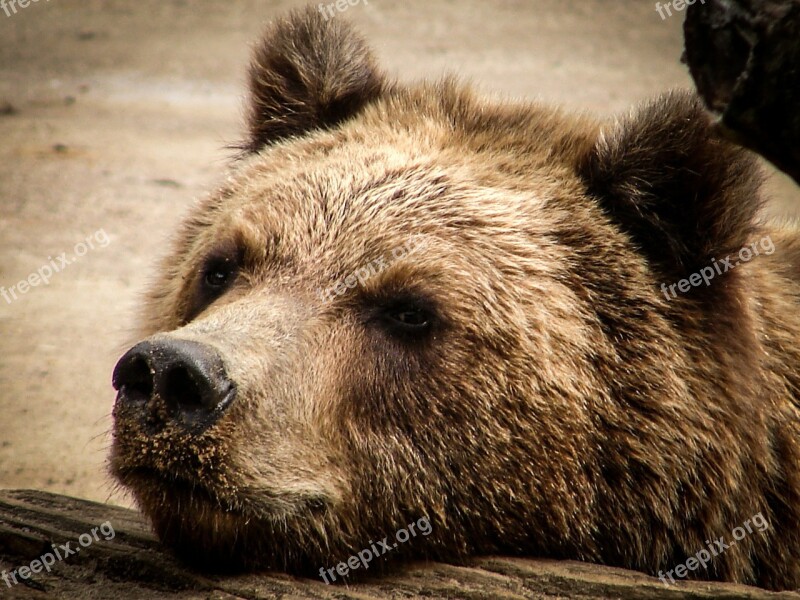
[1,0,798,509]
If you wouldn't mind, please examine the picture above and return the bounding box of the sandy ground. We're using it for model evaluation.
[0,0,798,510]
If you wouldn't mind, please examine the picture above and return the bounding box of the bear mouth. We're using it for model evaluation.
[116,464,328,517]
[116,465,234,510]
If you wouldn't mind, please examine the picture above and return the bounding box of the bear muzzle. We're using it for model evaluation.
[112,338,237,433]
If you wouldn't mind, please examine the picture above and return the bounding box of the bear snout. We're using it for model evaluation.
[113,338,236,433]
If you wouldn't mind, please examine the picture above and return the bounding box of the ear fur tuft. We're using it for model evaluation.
[244,6,384,152]
[580,91,764,278]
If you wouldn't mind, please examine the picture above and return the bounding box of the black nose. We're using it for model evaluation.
[113,339,236,431]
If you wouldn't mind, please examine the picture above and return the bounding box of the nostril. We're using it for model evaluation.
[161,361,235,417]
[163,366,204,411]
[113,352,154,402]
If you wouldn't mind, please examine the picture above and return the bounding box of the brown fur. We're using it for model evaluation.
[110,7,800,590]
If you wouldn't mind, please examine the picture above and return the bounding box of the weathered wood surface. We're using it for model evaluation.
[683,0,800,184]
[1,490,798,599]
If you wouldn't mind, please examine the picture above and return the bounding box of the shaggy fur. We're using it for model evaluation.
[110,6,800,590]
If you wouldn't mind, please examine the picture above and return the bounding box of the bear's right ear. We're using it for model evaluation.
[242,7,385,153]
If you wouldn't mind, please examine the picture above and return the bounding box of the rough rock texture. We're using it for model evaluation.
[684,0,800,183]
[1,490,798,599]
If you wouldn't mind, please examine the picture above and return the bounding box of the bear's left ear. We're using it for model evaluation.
[243,7,385,153]
[578,91,763,279]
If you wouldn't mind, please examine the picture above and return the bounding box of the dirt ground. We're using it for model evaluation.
[0,0,798,510]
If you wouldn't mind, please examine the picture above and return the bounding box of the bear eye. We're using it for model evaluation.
[380,301,434,337]
[204,266,231,288]
[183,253,241,324]
[390,307,429,327]
[200,256,237,293]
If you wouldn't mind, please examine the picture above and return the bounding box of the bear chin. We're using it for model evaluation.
[116,466,332,573]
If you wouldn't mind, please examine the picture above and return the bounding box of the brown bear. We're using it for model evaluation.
[109,6,800,591]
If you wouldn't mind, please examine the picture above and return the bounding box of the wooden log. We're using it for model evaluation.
[0,490,797,599]
[683,0,800,185]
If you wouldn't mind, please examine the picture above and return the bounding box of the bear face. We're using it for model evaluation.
[110,6,800,590]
